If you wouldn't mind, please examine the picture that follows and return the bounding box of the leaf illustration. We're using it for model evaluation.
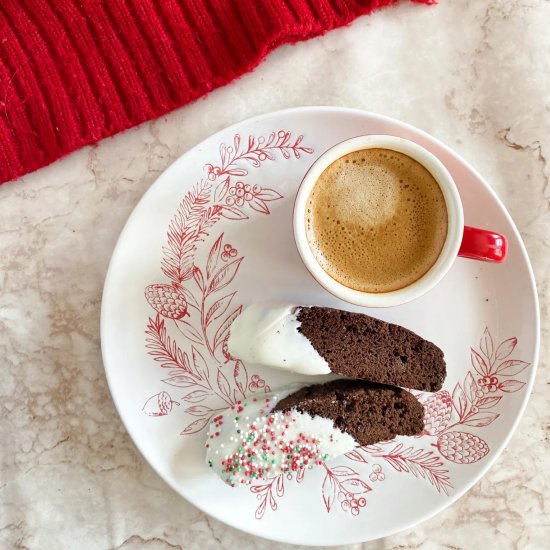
[495,337,517,360]
[233,360,248,397]
[250,483,267,494]
[220,142,227,165]
[192,346,209,380]
[452,382,468,419]
[214,177,230,203]
[248,197,270,214]
[322,472,336,512]
[233,134,241,153]
[182,390,210,403]
[279,131,290,144]
[193,266,205,291]
[159,180,212,284]
[268,491,277,512]
[177,320,203,344]
[241,155,262,167]
[376,445,452,495]
[255,497,267,520]
[217,369,231,398]
[495,360,530,376]
[345,450,369,463]
[162,374,199,388]
[471,348,490,376]
[225,168,248,176]
[207,257,243,295]
[180,256,195,281]
[276,474,285,495]
[476,396,502,409]
[464,372,478,403]
[185,405,213,417]
[462,411,499,427]
[220,206,248,221]
[385,442,404,456]
[255,188,283,201]
[179,286,199,310]
[340,478,371,494]
[330,466,358,477]
[480,327,494,359]
[146,315,195,371]
[206,234,223,280]
[205,292,236,327]
[181,351,191,371]
[214,306,243,350]
[181,416,212,435]
[499,380,526,393]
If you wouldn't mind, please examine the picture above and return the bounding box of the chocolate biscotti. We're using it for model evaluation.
[205,379,424,486]
[227,302,446,391]
[272,379,425,446]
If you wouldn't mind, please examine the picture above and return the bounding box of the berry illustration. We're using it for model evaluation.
[249,374,266,391]
[221,244,238,261]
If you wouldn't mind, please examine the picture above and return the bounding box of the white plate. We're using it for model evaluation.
[101,107,539,545]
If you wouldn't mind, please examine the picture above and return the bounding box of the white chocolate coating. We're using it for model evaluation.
[205,391,357,486]
[226,303,330,375]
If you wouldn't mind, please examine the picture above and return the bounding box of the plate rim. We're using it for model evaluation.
[100,106,540,545]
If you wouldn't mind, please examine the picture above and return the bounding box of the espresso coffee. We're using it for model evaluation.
[305,148,448,293]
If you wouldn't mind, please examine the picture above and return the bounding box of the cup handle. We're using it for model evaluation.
[458,226,507,263]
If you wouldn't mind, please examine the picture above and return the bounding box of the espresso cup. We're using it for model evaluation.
[293,135,507,307]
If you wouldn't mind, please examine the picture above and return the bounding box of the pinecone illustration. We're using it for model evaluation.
[142,391,180,416]
[423,391,452,435]
[145,284,189,320]
[436,431,489,464]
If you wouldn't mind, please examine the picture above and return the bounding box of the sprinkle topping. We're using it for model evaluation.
[205,391,356,487]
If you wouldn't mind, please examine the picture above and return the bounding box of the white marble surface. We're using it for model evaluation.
[1,0,549,548]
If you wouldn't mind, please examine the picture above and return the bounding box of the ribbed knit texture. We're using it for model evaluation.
[0,0,434,185]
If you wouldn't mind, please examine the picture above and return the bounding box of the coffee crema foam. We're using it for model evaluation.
[305,149,448,293]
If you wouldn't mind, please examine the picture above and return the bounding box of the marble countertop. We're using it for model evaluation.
[1,0,549,548]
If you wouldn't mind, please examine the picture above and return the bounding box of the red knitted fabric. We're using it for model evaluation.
[0,0,434,185]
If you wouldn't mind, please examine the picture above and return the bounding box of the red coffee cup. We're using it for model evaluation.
[294,135,507,307]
